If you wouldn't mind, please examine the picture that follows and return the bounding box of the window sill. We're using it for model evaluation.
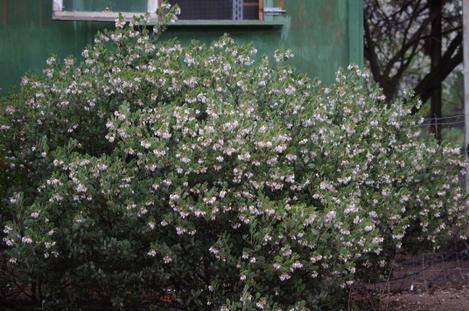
[52,11,158,22]
[52,11,285,28]
[169,20,284,28]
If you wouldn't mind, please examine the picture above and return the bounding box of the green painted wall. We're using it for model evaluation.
[0,0,363,92]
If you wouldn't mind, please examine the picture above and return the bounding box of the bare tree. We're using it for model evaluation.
[364,0,462,141]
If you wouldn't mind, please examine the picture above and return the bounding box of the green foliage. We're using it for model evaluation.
[1,7,467,311]
[442,71,464,149]
[442,71,464,117]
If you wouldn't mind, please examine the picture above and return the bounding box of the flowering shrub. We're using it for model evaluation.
[0,5,467,310]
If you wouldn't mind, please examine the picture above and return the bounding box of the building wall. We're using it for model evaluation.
[0,0,363,92]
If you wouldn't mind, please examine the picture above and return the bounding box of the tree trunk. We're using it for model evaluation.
[429,0,443,144]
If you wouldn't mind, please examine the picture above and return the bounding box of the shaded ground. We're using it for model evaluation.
[2,247,469,310]
[351,247,469,310]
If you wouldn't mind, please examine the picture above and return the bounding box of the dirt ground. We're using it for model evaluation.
[351,248,469,311]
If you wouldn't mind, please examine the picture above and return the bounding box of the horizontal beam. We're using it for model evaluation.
[264,7,286,14]
[168,19,284,26]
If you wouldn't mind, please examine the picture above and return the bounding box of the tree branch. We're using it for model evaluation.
[412,32,462,111]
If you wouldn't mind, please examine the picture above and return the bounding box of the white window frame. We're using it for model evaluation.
[51,0,286,25]
[52,0,159,22]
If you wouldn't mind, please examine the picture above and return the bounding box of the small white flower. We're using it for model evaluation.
[256,301,265,309]
[140,140,151,149]
[292,261,303,269]
[209,246,219,255]
[364,225,374,232]
[274,145,287,153]
[175,226,185,235]
[46,56,56,66]
[76,184,87,193]
[279,273,291,281]
[22,236,33,244]
[97,164,108,171]
[285,85,296,96]
[3,238,14,246]
[285,49,294,59]
[325,210,336,222]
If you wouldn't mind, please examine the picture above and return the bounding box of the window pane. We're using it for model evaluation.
[169,0,233,20]
[243,1,259,20]
[62,0,148,12]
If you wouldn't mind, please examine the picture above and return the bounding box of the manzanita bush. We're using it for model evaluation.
[0,3,467,310]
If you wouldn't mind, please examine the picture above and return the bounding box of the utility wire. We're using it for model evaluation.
[419,121,465,127]
[422,114,465,120]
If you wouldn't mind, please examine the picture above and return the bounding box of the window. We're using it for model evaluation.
[168,0,262,20]
[52,0,159,22]
[52,0,285,23]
